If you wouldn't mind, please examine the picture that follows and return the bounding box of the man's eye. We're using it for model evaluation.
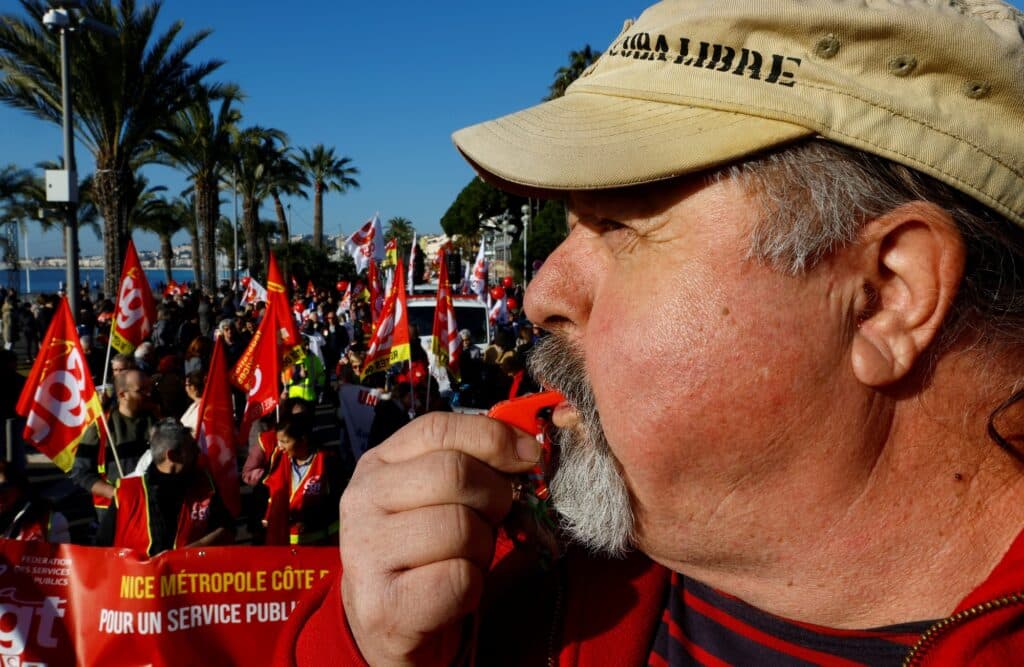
[593,218,626,233]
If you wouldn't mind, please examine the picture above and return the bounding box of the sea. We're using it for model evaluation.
[0,267,221,297]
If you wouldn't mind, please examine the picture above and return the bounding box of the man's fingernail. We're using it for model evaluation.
[515,435,541,464]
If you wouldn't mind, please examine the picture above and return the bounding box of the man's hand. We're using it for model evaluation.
[90,480,116,500]
[339,412,540,666]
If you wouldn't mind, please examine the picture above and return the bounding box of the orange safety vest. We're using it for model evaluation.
[113,472,219,557]
[262,451,339,546]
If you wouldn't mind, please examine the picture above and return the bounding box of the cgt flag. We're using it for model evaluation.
[368,260,384,327]
[362,259,411,378]
[110,239,157,355]
[469,240,487,298]
[197,337,241,517]
[16,299,104,472]
[266,252,303,364]
[431,248,461,382]
[383,237,398,268]
[241,278,268,306]
[230,306,281,445]
[344,213,385,274]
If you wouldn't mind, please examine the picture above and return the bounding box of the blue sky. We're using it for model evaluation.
[2,0,1021,258]
[1,1,648,257]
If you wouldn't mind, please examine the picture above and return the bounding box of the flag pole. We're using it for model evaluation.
[99,325,114,391]
[97,411,125,478]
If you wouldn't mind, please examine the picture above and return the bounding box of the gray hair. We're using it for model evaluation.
[148,418,193,465]
[712,139,1024,353]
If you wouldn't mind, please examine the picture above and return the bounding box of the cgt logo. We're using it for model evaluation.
[0,592,67,659]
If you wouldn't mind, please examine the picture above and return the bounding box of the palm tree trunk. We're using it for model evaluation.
[272,191,289,241]
[161,235,174,285]
[198,176,218,294]
[189,222,202,290]
[313,182,324,250]
[242,196,261,278]
[191,187,204,289]
[93,164,131,298]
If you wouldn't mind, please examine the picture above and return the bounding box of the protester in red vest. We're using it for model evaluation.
[96,419,233,557]
[261,412,344,546]
[0,461,69,543]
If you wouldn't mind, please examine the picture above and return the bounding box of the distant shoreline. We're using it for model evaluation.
[0,263,194,270]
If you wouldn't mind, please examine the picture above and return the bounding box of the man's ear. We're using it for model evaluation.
[850,202,965,387]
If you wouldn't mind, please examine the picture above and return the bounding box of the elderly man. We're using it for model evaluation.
[95,419,233,556]
[70,368,158,523]
[280,1,1024,664]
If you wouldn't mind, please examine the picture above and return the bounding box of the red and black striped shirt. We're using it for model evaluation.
[649,572,932,666]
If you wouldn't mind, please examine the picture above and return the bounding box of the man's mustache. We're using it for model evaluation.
[527,334,604,440]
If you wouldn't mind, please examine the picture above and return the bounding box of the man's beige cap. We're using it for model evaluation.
[453,0,1024,227]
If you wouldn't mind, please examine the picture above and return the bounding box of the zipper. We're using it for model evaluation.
[901,592,1024,666]
[547,561,566,667]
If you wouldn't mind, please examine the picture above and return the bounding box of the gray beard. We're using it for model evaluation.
[527,334,635,557]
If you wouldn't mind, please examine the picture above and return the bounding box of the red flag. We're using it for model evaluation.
[305,280,316,299]
[368,260,384,327]
[431,249,461,382]
[163,279,185,298]
[363,259,411,378]
[111,239,157,355]
[230,306,281,444]
[197,337,241,517]
[16,299,104,472]
[267,252,303,362]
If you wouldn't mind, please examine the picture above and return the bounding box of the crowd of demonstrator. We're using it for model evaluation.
[0,278,540,555]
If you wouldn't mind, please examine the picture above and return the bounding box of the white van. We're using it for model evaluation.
[405,294,490,393]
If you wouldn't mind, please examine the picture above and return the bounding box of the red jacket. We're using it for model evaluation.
[113,472,220,557]
[275,529,1024,665]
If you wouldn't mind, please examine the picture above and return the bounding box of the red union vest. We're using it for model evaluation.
[113,472,218,557]
[262,450,338,546]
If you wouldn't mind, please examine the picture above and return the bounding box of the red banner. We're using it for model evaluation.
[0,540,337,665]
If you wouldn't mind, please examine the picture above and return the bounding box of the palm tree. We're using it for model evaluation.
[296,144,359,250]
[0,165,31,270]
[385,216,415,257]
[545,45,599,100]
[10,163,102,259]
[0,0,221,296]
[265,147,308,242]
[160,83,243,294]
[133,194,186,286]
[232,125,287,278]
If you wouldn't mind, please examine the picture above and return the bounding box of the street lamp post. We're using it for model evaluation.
[521,202,531,287]
[22,224,30,294]
[42,1,115,323]
[232,163,239,287]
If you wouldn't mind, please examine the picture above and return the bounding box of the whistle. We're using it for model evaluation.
[487,390,564,436]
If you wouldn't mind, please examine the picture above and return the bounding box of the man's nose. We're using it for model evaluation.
[524,226,597,333]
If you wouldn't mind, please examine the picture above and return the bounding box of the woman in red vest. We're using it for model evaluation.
[262,412,344,546]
